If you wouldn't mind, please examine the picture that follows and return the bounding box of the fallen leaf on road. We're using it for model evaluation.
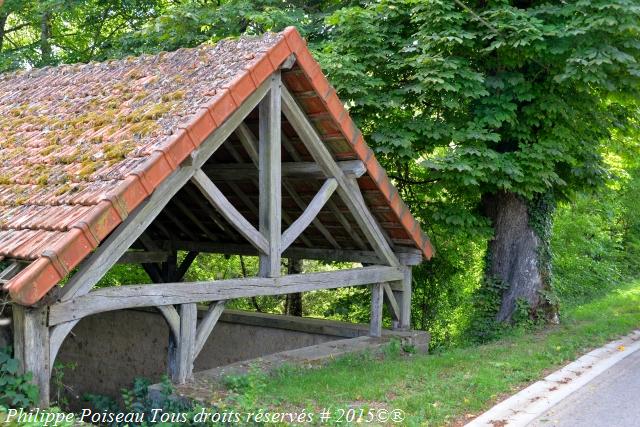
[618,345,625,351]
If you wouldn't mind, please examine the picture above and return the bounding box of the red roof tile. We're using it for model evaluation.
[1,27,432,305]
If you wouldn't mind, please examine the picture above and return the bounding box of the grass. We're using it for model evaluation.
[227,280,640,426]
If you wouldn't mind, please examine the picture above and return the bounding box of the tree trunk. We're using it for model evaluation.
[482,191,558,323]
[40,12,52,65]
[285,258,303,316]
[0,13,8,53]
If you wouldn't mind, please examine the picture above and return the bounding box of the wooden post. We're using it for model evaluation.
[370,283,383,337]
[169,303,197,384]
[392,266,412,330]
[259,70,282,277]
[13,304,50,407]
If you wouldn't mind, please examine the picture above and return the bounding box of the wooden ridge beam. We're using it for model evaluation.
[48,266,403,326]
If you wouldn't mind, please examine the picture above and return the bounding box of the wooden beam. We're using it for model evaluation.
[183,186,239,242]
[392,266,412,330]
[0,261,23,284]
[281,135,368,251]
[194,301,226,358]
[259,71,282,277]
[203,161,365,180]
[191,169,268,254]
[223,135,314,248]
[157,305,180,340]
[49,320,79,371]
[281,178,338,252]
[55,78,272,302]
[237,123,329,249]
[117,251,169,265]
[154,240,423,265]
[369,283,383,337]
[175,251,199,282]
[170,303,196,384]
[48,266,403,326]
[281,85,400,267]
[383,282,401,322]
[283,181,341,249]
[13,305,50,407]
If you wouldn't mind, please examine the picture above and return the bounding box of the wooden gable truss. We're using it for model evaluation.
[10,59,420,407]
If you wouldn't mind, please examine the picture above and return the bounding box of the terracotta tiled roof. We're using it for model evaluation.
[1,27,432,305]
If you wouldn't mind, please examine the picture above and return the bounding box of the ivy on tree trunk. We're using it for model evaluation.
[482,191,558,323]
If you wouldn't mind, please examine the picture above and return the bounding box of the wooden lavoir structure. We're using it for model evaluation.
[0,27,433,406]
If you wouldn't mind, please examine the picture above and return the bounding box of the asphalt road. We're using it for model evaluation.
[529,348,640,427]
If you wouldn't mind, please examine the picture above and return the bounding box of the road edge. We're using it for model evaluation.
[465,329,640,427]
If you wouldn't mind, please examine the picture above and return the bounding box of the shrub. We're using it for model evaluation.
[0,347,38,409]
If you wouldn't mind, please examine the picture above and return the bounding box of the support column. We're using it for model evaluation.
[369,283,383,337]
[258,70,282,277]
[168,303,197,384]
[13,304,50,407]
[392,266,412,330]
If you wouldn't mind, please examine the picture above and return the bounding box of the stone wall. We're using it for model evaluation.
[54,308,369,402]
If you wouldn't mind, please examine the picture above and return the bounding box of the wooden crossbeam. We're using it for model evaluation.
[117,251,169,265]
[281,178,338,251]
[282,180,340,248]
[203,160,365,180]
[152,240,423,266]
[383,282,401,321]
[280,85,400,267]
[191,169,268,254]
[48,266,403,326]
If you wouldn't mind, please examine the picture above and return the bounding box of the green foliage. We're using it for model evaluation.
[51,361,76,408]
[84,375,205,426]
[319,0,640,324]
[222,279,640,426]
[0,347,38,409]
